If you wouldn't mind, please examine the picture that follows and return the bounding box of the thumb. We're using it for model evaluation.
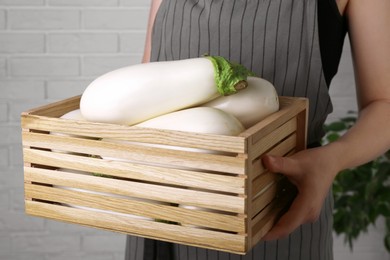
[262,155,298,175]
[262,155,284,173]
[262,155,301,188]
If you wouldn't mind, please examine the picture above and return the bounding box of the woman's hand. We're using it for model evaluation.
[261,146,339,240]
[261,0,390,240]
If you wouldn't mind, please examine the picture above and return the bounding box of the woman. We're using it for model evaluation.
[125,0,390,259]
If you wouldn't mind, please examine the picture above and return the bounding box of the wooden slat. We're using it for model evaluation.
[252,172,283,198]
[250,202,283,247]
[25,200,246,254]
[250,199,275,230]
[22,132,246,174]
[21,114,246,154]
[21,95,81,117]
[23,148,246,194]
[251,183,277,219]
[24,167,245,213]
[25,184,245,232]
[250,133,297,180]
[240,97,307,141]
[251,178,292,218]
[251,187,296,246]
[247,118,297,160]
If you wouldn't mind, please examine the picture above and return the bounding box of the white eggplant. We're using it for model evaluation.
[101,107,245,167]
[137,106,245,137]
[203,77,279,128]
[60,109,85,121]
[80,56,253,125]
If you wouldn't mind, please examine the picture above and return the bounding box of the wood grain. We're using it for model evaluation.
[25,200,246,254]
[21,95,309,254]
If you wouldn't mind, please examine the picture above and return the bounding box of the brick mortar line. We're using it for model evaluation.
[0,30,147,33]
[1,7,149,11]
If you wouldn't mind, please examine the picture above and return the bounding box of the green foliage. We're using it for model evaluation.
[323,112,390,253]
[92,173,113,178]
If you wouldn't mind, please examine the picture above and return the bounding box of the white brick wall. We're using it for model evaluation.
[0,1,150,259]
[0,1,388,259]
[327,39,358,123]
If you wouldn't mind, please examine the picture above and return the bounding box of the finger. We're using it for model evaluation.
[262,155,301,177]
[261,193,310,241]
[262,208,303,240]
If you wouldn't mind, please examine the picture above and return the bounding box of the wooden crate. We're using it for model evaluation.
[21,96,308,255]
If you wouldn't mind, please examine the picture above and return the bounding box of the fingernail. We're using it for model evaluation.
[267,155,276,162]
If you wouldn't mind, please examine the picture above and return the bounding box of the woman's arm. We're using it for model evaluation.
[262,0,390,240]
[335,0,390,165]
[142,0,163,63]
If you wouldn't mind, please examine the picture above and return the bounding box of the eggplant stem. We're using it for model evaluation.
[234,80,248,91]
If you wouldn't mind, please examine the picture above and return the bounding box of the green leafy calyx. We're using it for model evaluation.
[206,55,255,96]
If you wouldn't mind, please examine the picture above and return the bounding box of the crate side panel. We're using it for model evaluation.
[250,201,284,247]
[22,132,246,174]
[23,148,246,194]
[251,178,295,219]
[24,166,245,214]
[25,183,245,233]
[25,201,246,254]
[250,132,297,179]
[252,172,283,200]
[250,183,297,247]
[21,115,246,154]
[244,98,308,251]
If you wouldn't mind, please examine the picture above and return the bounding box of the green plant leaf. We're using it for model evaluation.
[324,113,390,253]
[325,121,347,132]
[341,116,357,124]
[365,180,379,200]
[92,173,113,178]
[377,203,390,217]
[385,234,390,252]
[385,150,390,160]
[377,162,390,177]
[326,133,340,143]
[379,189,390,203]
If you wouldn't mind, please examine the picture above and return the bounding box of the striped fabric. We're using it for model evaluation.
[172,191,334,260]
[150,0,332,145]
[125,0,335,259]
[125,191,334,260]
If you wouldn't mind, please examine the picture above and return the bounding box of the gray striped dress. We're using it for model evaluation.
[125,0,347,259]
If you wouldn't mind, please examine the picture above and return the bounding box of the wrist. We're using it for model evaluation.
[320,140,352,176]
[301,142,344,181]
